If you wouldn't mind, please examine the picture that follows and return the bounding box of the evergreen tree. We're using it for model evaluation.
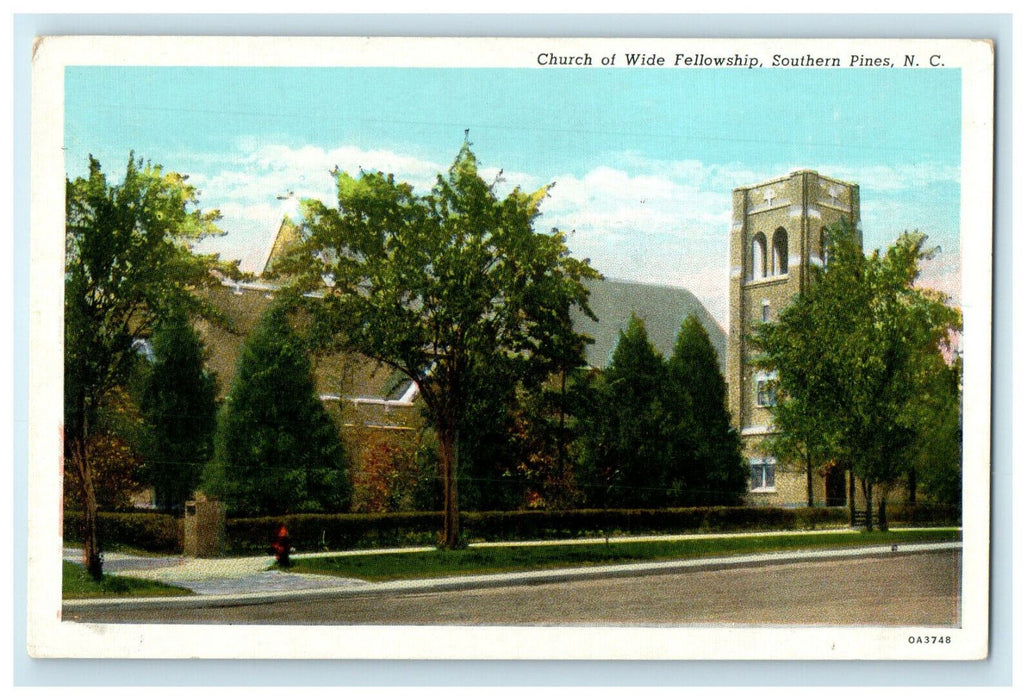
[206,305,350,516]
[140,311,218,513]
[579,315,668,508]
[666,317,747,506]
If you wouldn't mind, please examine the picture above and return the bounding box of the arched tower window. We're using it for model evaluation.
[751,232,767,280]
[772,228,788,275]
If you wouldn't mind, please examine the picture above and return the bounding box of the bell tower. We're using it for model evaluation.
[726,170,860,505]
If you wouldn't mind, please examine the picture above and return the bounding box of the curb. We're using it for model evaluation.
[61,540,961,613]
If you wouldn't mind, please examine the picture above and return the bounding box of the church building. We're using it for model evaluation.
[726,170,860,507]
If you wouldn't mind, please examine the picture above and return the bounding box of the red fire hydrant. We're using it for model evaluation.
[271,524,291,567]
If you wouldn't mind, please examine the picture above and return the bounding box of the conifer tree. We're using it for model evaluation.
[666,317,747,506]
[140,311,218,513]
[206,305,350,516]
[579,315,668,508]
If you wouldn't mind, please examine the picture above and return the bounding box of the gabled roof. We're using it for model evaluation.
[573,278,727,370]
[259,216,302,279]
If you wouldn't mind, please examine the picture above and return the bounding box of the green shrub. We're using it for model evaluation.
[886,503,960,526]
[225,512,443,554]
[220,507,850,554]
[64,511,182,553]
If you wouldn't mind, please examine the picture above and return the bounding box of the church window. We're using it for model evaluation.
[761,300,771,323]
[756,372,777,407]
[751,233,767,280]
[750,458,777,491]
[772,228,789,275]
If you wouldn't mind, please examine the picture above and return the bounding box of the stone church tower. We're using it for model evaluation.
[727,170,860,506]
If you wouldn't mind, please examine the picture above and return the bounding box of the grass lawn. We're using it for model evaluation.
[288,528,961,582]
[62,561,193,599]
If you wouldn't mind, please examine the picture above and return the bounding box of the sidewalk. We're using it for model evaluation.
[62,528,960,608]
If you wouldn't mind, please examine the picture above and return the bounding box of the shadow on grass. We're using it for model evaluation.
[62,561,193,599]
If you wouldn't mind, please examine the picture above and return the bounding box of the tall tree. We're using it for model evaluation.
[139,311,218,513]
[280,140,599,547]
[576,315,669,509]
[753,221,960,528]
[65,154,225,578]
[204,304,351,517]
[666,316,747,506]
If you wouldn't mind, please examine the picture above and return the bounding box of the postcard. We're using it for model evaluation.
[27,35,993,660]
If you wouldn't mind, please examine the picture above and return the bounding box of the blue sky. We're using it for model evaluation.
[65,66,962,329]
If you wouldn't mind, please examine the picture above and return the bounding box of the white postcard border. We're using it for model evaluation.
[27,35,995,661]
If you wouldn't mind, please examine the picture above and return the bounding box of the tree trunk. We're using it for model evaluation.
[438,426,461,549]
[863,480,874,532]
[72,435,103,580]
[848,466,855,514]
[805,451,814,508]
[878,495,889,532]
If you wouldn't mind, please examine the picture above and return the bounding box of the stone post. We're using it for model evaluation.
[183,492,225,558]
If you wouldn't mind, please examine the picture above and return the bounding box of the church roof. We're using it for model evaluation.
[574,278,726,370]
[259,216,302,279]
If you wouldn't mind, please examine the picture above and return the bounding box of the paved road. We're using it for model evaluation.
[65,549,959,626]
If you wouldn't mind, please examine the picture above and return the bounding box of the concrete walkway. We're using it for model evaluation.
[62,528,960,609]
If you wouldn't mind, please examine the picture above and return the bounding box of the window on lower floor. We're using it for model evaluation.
[750,459,777,491]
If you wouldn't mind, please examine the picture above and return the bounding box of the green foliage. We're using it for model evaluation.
[206,304,351,517]
[281,140,600,546]
[753,221,961,517]
[908,357,962,506]
[579,315,668,508]
[665,317,748,505]
[575,315,746,508]
[140,311,218,512]
[63,511,184,553]
[65,154,227,442]
[225,512,444,554]
[64,153,229,577]
[221,506,853,554]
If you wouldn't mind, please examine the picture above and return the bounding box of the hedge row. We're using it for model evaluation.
[886,503,961,527]
[63,510,183,554]
[224,506,851,554]
[225,512,443,554]
[66,503,960,555]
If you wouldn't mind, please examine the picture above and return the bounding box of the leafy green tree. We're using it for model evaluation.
[139,311,218,513]
[907,353,962,507]
[280,140,599,547]
[665,317,747,506]
[753,221,960,529]
[65,154,225,578]
[205,305,351,517]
